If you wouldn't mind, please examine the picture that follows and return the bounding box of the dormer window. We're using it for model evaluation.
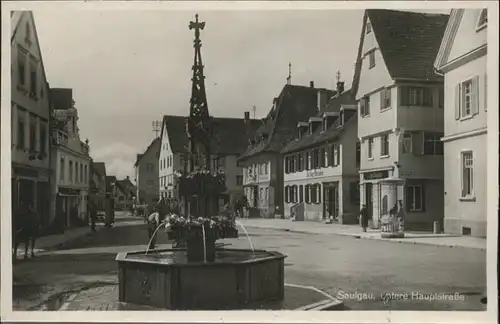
[366,21,372,34]
[477,9,487,31]
[339,111,344,127]
[309,124,313,135]
[322,118,328,132]
[297,122,308,139]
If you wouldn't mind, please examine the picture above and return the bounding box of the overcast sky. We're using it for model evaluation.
[30,7,450,180]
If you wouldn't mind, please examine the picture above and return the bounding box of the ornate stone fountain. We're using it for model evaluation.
[116,14,286,310]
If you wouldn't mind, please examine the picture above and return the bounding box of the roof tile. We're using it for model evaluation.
[367,9,450,81]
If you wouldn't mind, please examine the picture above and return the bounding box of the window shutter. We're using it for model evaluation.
[285,186,289,203]
[471,75,480,116]
[380,90,385,109]
[484,73,488,111]
[455,83,461,120]
[405,186,411,212]
[412,131,424,155]
[360,99,365,117]
[327,145,332,166]
[421,184,426,212]
[337,144,341,165]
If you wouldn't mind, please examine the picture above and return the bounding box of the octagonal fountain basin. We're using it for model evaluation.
[116,248,286,310]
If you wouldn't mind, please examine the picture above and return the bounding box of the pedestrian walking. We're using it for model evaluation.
[360,204,369,232]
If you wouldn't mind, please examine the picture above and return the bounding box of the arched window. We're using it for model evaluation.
[305,185,310,203]
[299,185,304,203]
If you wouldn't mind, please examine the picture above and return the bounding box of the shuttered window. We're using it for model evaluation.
[456,77,480,120]
[360,96,370,117]
[380,88,391,109]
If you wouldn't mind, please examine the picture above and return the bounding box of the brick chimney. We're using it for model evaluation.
[310,81,315,88]
[244,111,250,122]
[126,175,130,181]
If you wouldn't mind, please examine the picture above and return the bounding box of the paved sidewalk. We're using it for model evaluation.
[17,212,144,255]
[56,283,343,311]
[236,218,486,250]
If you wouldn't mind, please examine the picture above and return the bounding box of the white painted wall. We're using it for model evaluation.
[443,134,486,236]
[444,56,487,137]
[355,17,393,101]
[158,122,175,197]
[439,9,488,237]
[11,13,50,172]
[447,9,487,64]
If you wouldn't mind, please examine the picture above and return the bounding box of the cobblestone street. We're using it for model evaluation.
[12,213,486,311]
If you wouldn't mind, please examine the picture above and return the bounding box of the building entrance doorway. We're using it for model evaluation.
[323,183,339,220]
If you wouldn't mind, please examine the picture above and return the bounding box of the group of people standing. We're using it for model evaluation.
[359,200,405,232]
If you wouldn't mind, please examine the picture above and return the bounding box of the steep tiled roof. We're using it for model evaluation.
[321,89,355,114]
[281,90,357,154]
[239,84,336,160]
[162,115,261,155]
[115,179,135,197]
[92,162,106,177]
[367,9,449,81]
[134,138,161,167]
[134,154,143,167]
[281,112,357,154]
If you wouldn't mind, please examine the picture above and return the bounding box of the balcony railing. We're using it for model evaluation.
[53,130,69,146]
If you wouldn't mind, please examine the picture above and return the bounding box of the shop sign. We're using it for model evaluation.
[364,170,389,180]
[306,170,324,178]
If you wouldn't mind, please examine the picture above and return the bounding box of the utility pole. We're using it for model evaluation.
[152,120,161,138]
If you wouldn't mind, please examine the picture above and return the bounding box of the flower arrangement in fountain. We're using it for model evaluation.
[176,169,226,197]
[164,214,238,240]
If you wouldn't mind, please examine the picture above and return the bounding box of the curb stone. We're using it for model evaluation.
[243,225,486,250]
[338,232,487,251]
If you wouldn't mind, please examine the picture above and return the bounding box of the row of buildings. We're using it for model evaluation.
[133,116,261,208]
[132,8,488,237]
[10,11,135,234]
[239,9,488,237]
